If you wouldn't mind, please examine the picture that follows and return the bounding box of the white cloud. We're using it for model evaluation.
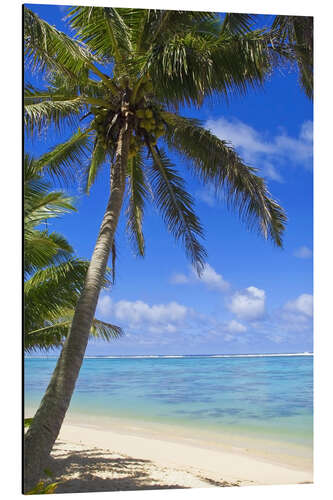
[225,320,247,333]
[196,185,218,207]
[147,324,177,334]
[293,246,313,259]
[97,295,113,316]
[205,117,313,182]
[170,273,189,284]
[97,296,189,336]
[113,300,188,324]
[300,121,313,142]
[198,264,230,291]
[228,286,266,321]
[170,264,230,292]
[284,294,313,318]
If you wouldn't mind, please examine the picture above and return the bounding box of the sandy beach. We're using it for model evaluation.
[40,419,313,493]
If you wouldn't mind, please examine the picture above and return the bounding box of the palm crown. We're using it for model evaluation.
[24,7,287,273]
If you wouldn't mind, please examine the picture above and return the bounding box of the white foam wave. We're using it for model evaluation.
[163,355,184,358]
[26,352,313,360]
[211,353,313,358]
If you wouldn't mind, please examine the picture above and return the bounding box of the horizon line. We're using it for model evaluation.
[25,352,313,359]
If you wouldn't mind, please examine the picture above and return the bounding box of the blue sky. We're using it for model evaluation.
[25,4,313,355]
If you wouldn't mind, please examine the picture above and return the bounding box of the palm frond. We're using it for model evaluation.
[126,151,149,256]
[163,112,287,246]
[24,259,89,335]
[221,13,257,35]
[147,146,206,273]
[24,82,57,103]
[84,138,107,193]
[25,259,88,295]
[25,256,114,332]
[143,28,274,106]
[24,154,76,276]
[210,30,276,96]
[25,313,123,352]
[24,97,86,136]
[24,189,75,227]
[271,15,313,99]
[24,6,95,81]
[34,129,93,186]
[67,6,132,67]
[90,319,123,341]
[24,231,73,278]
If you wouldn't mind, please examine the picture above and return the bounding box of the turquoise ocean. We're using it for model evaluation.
[25,354,313,451]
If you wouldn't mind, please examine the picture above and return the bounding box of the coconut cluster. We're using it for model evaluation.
[127,106,166,158]
[90,98,166,158]
[91,108,110,150]
[137,108,165,141]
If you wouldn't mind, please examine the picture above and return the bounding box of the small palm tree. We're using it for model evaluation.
[24,7,287,488]
[24,154,122,352]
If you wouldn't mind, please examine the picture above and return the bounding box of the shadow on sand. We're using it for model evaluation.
[44,441,238,493]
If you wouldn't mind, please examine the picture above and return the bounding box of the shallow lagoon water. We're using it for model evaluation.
[25,355,313,449]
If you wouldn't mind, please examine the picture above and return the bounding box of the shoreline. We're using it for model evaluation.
[26,406,312,472]
[47,421,312,492]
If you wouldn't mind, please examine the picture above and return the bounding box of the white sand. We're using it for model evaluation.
[43,422,312,493]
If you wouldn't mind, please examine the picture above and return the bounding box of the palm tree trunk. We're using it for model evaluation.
[24,115,131,492]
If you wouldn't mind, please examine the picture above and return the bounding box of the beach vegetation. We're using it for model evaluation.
[26,480,60,495]
[24,418,34,429]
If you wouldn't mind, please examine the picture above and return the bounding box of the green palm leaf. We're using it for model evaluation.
[67,6,132,67]
[271,15,313,99]
[163,112,286,246]
[147,146,206,273]
[24,6,95,80]
[24,97,86,136]
[221,13,256,34]
[84,138,107,194]
[25,313,123,353]
[126,150,149,256]
[35,129,93,186]
[24,231,73,278]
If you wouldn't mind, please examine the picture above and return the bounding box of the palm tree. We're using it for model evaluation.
[24,153,123,352]
[23,7,287,488]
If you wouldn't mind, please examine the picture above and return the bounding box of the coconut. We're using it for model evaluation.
[136,109,145,119]
[145,109,153,119]
[145,123,154,132]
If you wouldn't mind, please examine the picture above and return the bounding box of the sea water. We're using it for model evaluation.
[24,354,313,450]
